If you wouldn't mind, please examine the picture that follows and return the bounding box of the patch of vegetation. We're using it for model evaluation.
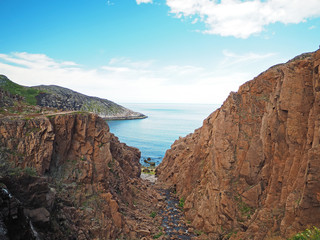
[0,150,38,177]
[23,166,38,177]
[224,229,238,239]
[1,77,41,105]
[153,232,163,239]
[7,165,38,177]
[179,197,185,208]
[288,226,320,240]
[133,200,137,207]
[108,158,115,172]
[194,229,204,236]
[150,211,157,218]
[98,142,104,148]
[234,195,255,219]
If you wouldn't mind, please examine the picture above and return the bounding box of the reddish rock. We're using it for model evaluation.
[0,113,147,239]
[157,50,320,239]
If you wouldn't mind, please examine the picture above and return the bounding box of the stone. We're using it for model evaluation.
[25,207,50,224]
[157,49,320,239]
[137,229,150,236]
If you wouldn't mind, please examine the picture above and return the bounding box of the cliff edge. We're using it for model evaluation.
[0,113,161,239]
[157,49,320,239]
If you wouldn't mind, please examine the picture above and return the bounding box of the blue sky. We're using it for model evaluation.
[0,0,320,104]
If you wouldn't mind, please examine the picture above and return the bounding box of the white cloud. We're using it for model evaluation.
[220,50,276,66]
[136,0,153,5]
[0,52,79,70]
[166,0,320,38]
[0,51,278,104]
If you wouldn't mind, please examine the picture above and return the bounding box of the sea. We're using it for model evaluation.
[107,103,220,166]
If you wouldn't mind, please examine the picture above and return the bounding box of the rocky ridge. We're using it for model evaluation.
[0,75,147,120]
[0,113,161,239]
[157,49,320,239]
[33,85,147,120]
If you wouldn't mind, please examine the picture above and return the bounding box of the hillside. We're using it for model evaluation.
[157,49,320,239]
[0,75,146,120]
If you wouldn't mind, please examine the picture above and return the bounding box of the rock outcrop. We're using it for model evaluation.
[0,113,159,239]
[157,49,320,239]
[0,75,147,120]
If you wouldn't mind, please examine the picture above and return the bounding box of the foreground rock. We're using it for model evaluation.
[157,49,320,239]
[0,113,159,239]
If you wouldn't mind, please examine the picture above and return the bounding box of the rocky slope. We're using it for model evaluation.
[33,85,146,120]
[0,113,162,239]
[0,75,146,120]
[157,49,320,239]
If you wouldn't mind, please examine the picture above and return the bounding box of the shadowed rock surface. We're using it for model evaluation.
[157,49,320,239]
[0,113,162,239]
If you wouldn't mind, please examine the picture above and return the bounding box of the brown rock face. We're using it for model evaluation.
[0,113,145,239]
[157,50,320,239]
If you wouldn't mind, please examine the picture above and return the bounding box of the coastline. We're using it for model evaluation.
[103,114,148,121]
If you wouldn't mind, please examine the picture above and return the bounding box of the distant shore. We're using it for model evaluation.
[104,114,147,121]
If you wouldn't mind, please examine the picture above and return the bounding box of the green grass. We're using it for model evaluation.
[179,197,185,208]
[0,76,41,105]
[234,195,255,219]
[194,229,204,236]
[153,232,163,239]
[150,211,157,218]
[288,226,320,240]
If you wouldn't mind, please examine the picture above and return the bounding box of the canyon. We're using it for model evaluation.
[0,49,320,240]
[0,113,164,239]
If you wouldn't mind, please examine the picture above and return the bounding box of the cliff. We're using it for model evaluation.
[157,49,320,239]
[0,113,160,239]
[0,75,147,120]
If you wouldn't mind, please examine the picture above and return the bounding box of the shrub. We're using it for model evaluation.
[289,226,320,240]
[179,197,185,208]
[150,211,157,218]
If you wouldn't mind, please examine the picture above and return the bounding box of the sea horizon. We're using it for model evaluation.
[107,102,220,166]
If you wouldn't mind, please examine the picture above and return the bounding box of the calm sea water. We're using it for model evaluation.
[107,103,219,166]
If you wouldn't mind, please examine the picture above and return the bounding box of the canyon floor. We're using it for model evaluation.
[136,175,200,240]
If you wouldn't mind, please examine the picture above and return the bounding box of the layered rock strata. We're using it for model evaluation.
[0,113,159,239]
[157,50,320,239]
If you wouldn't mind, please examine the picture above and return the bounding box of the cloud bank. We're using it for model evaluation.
[0,52,276,104]
[166,0,320,38]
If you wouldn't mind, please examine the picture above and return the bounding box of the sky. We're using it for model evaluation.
[0,0,319,104]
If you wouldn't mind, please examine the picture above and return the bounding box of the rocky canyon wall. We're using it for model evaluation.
[157,50,320,239]
[0,113,150,239]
